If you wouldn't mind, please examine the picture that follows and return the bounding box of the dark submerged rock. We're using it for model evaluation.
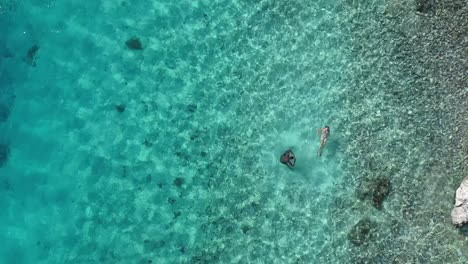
[356,177,391,209]
[415,0,436,14]
[0,144,10,167]
[145,174,152,183]
[348,218,377,246]
[125,37,143,50]
[187,104,197,113]
[372,178,391,209]
[241,225,251,235]
[190,133,199,141]
[25,44,39,66]
[173,211,182,219]
[173,177,185,187]
[143,139,152,147]
[115,104,126,113]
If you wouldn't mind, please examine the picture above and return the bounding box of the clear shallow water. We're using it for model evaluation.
[0,0,466,263]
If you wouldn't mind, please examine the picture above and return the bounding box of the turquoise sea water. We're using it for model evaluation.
[0,0,467,263]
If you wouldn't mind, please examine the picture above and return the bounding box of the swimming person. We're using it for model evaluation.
[280,149,296,168]
[317,126,330,156]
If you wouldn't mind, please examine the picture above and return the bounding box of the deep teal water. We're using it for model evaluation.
[0,0,467,263]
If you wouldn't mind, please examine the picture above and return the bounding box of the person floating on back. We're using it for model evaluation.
[280,149,296,168]
[317,126,330,157]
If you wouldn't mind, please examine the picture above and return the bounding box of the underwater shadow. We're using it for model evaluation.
[324,139,340,157]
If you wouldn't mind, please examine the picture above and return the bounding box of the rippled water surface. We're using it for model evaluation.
[0,0,466,263]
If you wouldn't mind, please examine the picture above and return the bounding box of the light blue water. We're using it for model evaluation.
[0,0,467,263]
